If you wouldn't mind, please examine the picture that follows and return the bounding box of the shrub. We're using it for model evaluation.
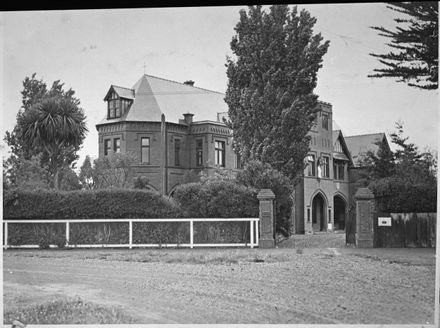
[3,188,182,220]
[172,180,259,218]
[369,176,437,213]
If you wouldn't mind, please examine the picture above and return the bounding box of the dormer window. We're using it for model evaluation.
[108,92,119,119]
[105,85,134,120]
[107,91,132,119]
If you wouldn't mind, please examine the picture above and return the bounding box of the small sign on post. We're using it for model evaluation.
[378,217,392,227]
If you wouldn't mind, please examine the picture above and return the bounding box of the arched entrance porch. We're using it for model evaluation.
[333,194,347,231]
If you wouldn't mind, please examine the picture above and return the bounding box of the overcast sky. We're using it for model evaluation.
[1,3,438,168]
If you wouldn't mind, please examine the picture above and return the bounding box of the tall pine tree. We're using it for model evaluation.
[225,5,330,181]
[369,2,438,90]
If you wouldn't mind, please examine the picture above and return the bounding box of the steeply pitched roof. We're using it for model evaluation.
[332,129,352,164]
[98,74,227,125]
[345,133,387,165]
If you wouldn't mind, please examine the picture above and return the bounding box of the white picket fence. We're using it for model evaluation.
[3,218,260,249]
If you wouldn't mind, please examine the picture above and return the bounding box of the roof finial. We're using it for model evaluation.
[143,61,146,75]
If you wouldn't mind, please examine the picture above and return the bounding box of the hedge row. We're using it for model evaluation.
[4,188,182,220]
[369,177,437,213]
[4,182,260,247]
[4,182,260,220]
[171,180,259,218]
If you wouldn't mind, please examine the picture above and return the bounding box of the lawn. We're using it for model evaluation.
[4,296,139,324]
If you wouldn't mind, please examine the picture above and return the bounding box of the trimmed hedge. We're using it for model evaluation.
[3,188,182,220]
[172,180,259,218]
[4,183,259,247]
[369,177,437,213]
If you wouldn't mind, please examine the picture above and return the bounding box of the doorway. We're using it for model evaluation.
[334,195,347,231]
[312,193,326,232]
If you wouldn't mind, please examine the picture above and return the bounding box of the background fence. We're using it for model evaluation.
[3,218,260,249]
[374,212,436,248]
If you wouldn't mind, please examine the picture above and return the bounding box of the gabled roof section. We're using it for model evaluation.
[98,74,228,125]
[332,130,352,164]
[103,85,135,101]
[345,133,388,166]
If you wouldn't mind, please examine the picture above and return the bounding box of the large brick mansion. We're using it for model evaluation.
[96,74,389,234]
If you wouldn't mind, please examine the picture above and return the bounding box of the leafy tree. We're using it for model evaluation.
[5,73,80,161]
[5,155,51,191]
[236,160,293,236]
[18,97,87,189]
[359,122,436,212]
[358,138,396,183]
[369,2,438,89]
[4,74,84,189]
[389,122,436,184]
[79,155,94,189]
[92,152,137,189]
[225,5,330,182]
[58,167,82,191]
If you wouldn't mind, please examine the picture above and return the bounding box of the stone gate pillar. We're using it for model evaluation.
[257,189,276,248]
[355,188,375,248]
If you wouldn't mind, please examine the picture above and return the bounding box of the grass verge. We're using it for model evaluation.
[4,296,139,325]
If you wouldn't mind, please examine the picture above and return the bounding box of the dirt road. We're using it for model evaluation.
[3,248,435,324]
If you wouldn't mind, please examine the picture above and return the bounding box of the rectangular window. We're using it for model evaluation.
[108,92,122,119]
[114,100,121,118]
[108,101,115,119]
[113,138,120,153]
[334,160,345,180]
[338,163,345,180]
[322,114,329,130]
[196,139,203,166]
[104,139,111,156]
[174,139,181,166]
[307,154,316,177]
[141,137,150,164]
[215,140,225,167]
[322,156,330,178]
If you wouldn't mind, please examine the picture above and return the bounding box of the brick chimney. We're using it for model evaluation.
[183,113,194,125]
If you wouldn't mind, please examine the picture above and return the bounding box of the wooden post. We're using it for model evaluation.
[4,222,8,250]
[129,220,133,249]
[65,222,70,247]
[250,219,254,248]
[255,219,259,247]
[190,220,194,249]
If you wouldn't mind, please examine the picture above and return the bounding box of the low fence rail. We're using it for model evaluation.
[3,218,260,249]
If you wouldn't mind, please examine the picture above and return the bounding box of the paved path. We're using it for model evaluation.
[3,249,436,324]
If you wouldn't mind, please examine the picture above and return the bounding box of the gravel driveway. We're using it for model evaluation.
[3,247,435,324]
